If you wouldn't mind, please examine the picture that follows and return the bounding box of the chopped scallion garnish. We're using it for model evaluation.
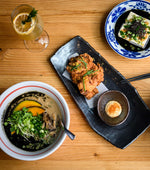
[79,57,87,69]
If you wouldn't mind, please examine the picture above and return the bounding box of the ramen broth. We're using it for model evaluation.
[4,91,62,151]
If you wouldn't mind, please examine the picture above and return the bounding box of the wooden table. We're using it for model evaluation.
[0,0,150,169]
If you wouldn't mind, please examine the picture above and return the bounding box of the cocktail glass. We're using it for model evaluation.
[11,4,49,52]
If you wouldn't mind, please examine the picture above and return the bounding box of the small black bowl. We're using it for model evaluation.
[97,90,130,126]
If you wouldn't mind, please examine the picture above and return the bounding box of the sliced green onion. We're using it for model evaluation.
[83,69,98,77]
[127,31,132,34]
[120,31,124,35]
[79,57,87,69]
[83,78,86,92]
[133,36,137,41]
[70,64,81,71]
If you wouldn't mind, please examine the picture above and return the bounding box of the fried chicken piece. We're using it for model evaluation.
[66,53,104,99]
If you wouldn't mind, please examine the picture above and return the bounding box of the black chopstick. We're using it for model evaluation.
[121,73,150,84]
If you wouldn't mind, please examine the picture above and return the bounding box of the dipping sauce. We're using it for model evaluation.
[105,100,122,118]
[115,9,150,52]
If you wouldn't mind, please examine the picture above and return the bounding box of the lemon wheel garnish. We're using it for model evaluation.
[13,13,35,35]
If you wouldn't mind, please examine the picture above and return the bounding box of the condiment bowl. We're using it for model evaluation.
[97,90,130,126]
[0,81,70,161]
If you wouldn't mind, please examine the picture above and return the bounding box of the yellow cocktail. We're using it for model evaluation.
[11,4,49,52]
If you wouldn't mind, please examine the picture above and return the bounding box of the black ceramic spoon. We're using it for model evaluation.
[60,120,75,140]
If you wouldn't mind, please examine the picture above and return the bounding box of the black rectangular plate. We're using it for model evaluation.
[50,36,150,149]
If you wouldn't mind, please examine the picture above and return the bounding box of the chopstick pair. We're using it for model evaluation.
[121,73,150,84]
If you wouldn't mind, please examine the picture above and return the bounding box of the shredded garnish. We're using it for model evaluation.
[69,63,81,71]
[79,56,87,69]
[83,69,98,77]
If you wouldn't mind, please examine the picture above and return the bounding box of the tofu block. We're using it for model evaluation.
[118,11,150,48]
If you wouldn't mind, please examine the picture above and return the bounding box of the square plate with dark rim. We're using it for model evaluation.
[50,35,150,149]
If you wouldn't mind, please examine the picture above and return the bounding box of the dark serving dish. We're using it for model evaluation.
[50,35,150,149]
[97,90,130,126]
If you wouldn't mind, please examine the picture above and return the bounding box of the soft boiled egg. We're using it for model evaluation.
[105,100,122,118]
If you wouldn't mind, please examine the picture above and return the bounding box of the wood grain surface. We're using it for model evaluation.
[0,0,150,169]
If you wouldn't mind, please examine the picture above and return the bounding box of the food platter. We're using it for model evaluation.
[105,0,150,59]
[50,35,150,149]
